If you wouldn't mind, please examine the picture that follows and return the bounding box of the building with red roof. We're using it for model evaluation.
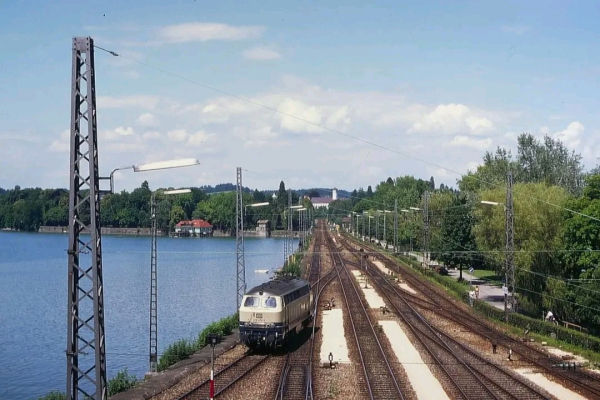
[174,219,213,236]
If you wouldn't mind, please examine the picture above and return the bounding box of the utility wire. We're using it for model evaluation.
[92,44,600,224]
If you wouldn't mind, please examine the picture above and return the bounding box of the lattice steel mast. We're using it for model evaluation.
[423,191,430,269]
[66,36,107,400]
[286,190,293,263]
[505,171,515,314]
[149,194,158,372]
[394,199,398,253]
[236,167,245,310]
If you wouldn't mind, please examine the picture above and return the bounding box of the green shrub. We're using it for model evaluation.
[158,313,240,372]
[38,392,66,400]
[157,338,197,372]
[108,368,139,396]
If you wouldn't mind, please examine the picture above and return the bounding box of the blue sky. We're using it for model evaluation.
[1,1,599,192]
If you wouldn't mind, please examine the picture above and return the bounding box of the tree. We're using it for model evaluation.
[437,195,478,280]
[429,176,435,191]
[306,190,320,198]
[366,186,374,197]
[472,183,568,315]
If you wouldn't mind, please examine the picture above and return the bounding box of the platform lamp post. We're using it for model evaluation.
[400,209,410,253]
[382,210,392,249]
[149,187,194,374]
[409,207,421,257]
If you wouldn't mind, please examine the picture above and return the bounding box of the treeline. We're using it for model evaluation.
[0,181,312,234]
[326,133,600,334]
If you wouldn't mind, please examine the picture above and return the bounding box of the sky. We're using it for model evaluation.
[1,0,600,193]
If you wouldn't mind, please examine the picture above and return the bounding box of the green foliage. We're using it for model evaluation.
[157,339,197,372]
[157,313,239,372]
[107,368,139,396]
[435,194,479,277]
[38,391,66,400]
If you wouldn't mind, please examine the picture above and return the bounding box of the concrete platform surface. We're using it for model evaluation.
[351,270,386,309]
[110,331,240,400]
[515,368,586,400]
[380,320,449,400]
[320,308,350,364]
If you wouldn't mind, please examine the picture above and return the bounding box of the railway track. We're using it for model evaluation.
[340,234,600,399]
[338,236,551,399]
[324,230,406,400]
[275,223,337,400]
[175,351,270,400]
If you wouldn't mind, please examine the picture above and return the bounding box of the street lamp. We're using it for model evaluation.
[381,210,392,248]
[104,158,200,193]
[480,199,513,322]
[149,187,192,373]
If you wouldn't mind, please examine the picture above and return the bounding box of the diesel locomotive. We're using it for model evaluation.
[239,277,313,348]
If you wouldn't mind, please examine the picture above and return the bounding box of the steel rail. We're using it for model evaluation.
[326,231,406,400]
[341,239,549,399]
[343,234,600,399]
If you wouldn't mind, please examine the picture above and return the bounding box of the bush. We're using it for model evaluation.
[157,338,197,372]
[157,313,240,372]
[108,368,139,396]
[38,392,66,400]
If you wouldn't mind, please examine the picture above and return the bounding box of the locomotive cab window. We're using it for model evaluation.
[244,296,260,307]
[263,297,277,308]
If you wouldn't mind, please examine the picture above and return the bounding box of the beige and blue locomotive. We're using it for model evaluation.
[239,278,313,348]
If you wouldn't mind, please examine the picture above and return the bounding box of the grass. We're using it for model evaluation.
[471,269,504,286]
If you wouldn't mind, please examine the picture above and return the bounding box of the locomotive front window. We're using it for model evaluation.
[263,297,277,308]
[244,296,260,307]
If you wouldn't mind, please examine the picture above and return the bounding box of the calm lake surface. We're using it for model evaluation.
[0,231,296,400]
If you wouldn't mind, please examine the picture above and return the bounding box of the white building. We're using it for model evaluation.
[310,188,339,209]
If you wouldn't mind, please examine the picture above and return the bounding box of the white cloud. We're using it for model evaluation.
[48,130,70,153]
[114,126,135,136]
[143,131,161,140]
[188,130,216,146]
[167,129,189,142]
[136,113,159,127]
[408,103,494,135]
[502,25,530,35]
[449,135,493,150]
[554,121,584,149]
[466,161,482,172]
[98,95,159,109]
[157,22,264,44]
[242,46,281,60]
[278,98,324,134]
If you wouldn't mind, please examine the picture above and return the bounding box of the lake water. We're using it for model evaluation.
[0,231,296,400]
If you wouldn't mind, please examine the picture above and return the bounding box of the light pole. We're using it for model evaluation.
[149,187,192,373]
[481,194,515,322]
[400,209,409,253]
[409,207,421,258]
[104,158,200,194]
[368,215,374,242]
[381,210,391,248]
